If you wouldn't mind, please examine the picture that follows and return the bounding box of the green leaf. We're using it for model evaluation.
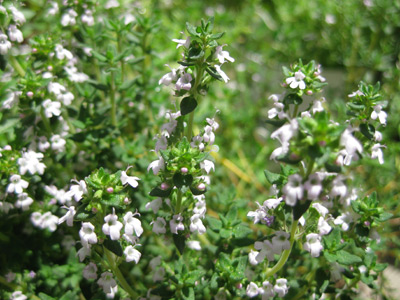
[220,228,231,239]
[180,97,197,116]
[118,77,139,91]
[323,227,341,249]
[90,50,107,62]
[182,287,195,300]
[282,66,291,77]
[226,206,238,222]
[264,169,283,185]
[0,118,19,134]
[376,212,392,222]
[206,216,222,231]
[173,173,193,189]
[190,185,207,195]
[347,102,365,110]
[336,250,362,265]
[184,270,205,285]
[39,293,56,300]
[173,234,186,255]
[186,22,199,37]
[360,123,375,140]
[283,93,303,105]
[103,239,123,257]
[233,224,253,239]
[150,187,172,197]
[373,263,388,272]
[206,66,223,81]
[209,32,225,40]
[292,200,312,220]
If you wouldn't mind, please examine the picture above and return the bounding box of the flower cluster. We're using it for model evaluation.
[56,167,142,298]
[246,61,390,296]
[0,3,25,55]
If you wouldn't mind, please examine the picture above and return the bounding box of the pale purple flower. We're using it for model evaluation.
[215,45,235,64]
[175,72,192,91]
[77,244,91,262]
[145,198,162,213]
[271,231,291,253]
[318,216,332,236]
[152,217,167,234]
[0,34,12,55]
[200,160,215,174]
[159,65,178,86]
[83,262,98,280]
[246,282,262,298]
[8,25,23,43]
[187,240,201,250]
[339,129,363,165]
[97,272,117,294]
[148,156,165,175]
[254,240,276,262]
[304,173,323,201]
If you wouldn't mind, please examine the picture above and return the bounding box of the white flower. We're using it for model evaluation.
[190,214,206,234]
[77,244,91,262]
[215,64,230,83]
[42,99,61,118]
[152,217,167,234]
[7,174,29,194]
[124,245,141,263]
[348,90,364,97]
[0,201,13,213]
[247,203,267,224]
[80,222,98,245]
[254,240,276,262]
[68,180,87,202]
[312,203,329,217]
[286,71,306,90]
[83,262,98,280]
[61,9,78,27]
[105,0,120,9]
[50,135,66,152]
[268,102,286,119]
[303,233,323,257]
[10,291,27,300]
[261,281,275,299]
[8,25,23,43]
[54,44,73,60]
[371,143,385,164]
[329,176,347,200]
[18,150,46,175]
[283,174,303,206]
[339,129,363,165]
[333,212,353,231]
[120,170,140,188]
[58,206,76,227]
[97,272,117,294]
[264,197,283,209]
[10,6,26,24]
[274,278,289,297]
[15,193,33,211]
[187,240,201,250]
[371,105,387,125]
[215,45,235,64]
[271,231,291,253]
[145,198,163,213]
[38,136,50,152]
[48,2,59,15]
[318,216,332,236]
[172,35,190,49]
[200,160,215,174]
[304,173,322,201]
[159,65,178,86]
[191,135,205,150]
[81,10,94,26]
[0,33,12,55]
[41,212,59,231]
[246,282,262,298]
[123,211,143,237]
[175,72,192,91]
[103,210,123,240]
[64,66,89,83]
[203,125,215,145]
[248,249,260,265]
[31,212,43,227]
[148,156,165,175]
[170,214,185,234]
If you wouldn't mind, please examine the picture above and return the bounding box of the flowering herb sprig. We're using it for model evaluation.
[246,60,391,299]
[56,167,142,298]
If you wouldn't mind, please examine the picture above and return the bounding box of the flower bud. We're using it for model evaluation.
[180,167,188,174]
[306,90,313,95]
[161,182,169,190]
[106,187,114,193]
[47,66,53,71]
[26,91,33,98]
[364,221,370,227]
[32,48,37,53]
[197,183,206,191]
[124,197,130,204]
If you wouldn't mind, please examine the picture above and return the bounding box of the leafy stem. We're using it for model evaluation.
[264,219,299,278]
[104,247,138,298]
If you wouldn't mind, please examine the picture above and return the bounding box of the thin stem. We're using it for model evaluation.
[176,189,183,213]
[185,65,204,139]
[104,247,138,298]
[264,219,299,278]
[186,111,195,141]
[0,275,18,290]
[9,56,26,77]
[110,70,117,127]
